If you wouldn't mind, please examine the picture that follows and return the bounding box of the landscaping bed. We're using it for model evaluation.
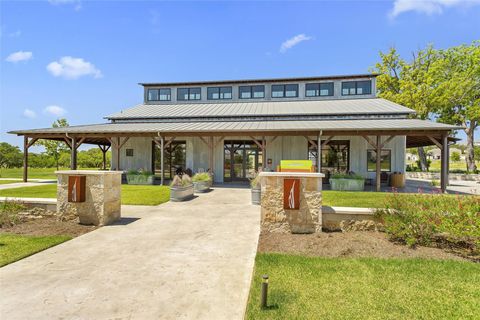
[0,201,96,267]
[258,231,465,261]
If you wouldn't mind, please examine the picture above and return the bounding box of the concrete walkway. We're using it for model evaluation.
[0,180,55,190]
[0,187,260,320]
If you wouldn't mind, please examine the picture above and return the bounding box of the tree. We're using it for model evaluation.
[0,142,23,168]
[451,151,461,162]
[431,42,480,172]
[38,118,70,170]
[373,46,440,171]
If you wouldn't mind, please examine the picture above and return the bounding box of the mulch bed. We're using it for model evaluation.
[258,231,468,261]
[1,217,97,237]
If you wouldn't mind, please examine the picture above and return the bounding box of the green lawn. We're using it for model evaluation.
[0,167,104,180]
[0,184,170,206]
[322,190,399,208]
[246,253,480,319]
[0,180,20,185]
[0,233,71,267]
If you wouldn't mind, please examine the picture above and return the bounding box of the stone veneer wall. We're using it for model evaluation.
[261,175,322,233]
[57,171,122,226]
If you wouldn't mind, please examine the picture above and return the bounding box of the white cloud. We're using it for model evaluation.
[44,105,66,117]
[46,56,102,80]
[8,30,21,38]
[389,0,480,18]
[5,51,33,63]
[23,109,36,119]
[48,0,82,11]
[280,34,312,53]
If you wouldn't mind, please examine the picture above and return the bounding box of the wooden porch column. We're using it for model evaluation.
[376,135,382,192]
[23,136,28,182]
[441,133,449,193]
[317,132,321,173]
[262,136,266,170]
[71,137,78,170]
[160,136,165,185]
[209,136,214,174]
[98,144,111,170]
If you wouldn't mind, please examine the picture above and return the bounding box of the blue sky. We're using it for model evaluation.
[1,0,479,151]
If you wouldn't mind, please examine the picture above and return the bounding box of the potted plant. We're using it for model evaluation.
[192,172,212,193]
[126,169,155,185]
[250,174,261,205]
[170,174,194,201]
[329,172,365,191]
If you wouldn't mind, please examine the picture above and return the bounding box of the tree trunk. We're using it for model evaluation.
[417,147,428,171]
[465,124,477,172]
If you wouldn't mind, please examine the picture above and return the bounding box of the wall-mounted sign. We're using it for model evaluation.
[280,160,313,173]
[68,175,86,203]
[283,178,300,210]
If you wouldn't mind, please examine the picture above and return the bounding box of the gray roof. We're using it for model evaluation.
[106,98,415,120]
[139,73,378,87]
[10,119,460,135]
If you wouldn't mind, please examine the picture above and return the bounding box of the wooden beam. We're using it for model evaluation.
[250,136,263,149]
[427,135,443,149]
[71,137,77,170]
[76,137,86,148]
[214,136,225,148]
[262,136,267,170]
[376,135,382,192]
[118,137,130,149]
[164,136,176,148]
[63,137,72,149]
[305,136,317,148]
[198,136,212,148]
[379,135,396,149]
[321,136,334,147]
[317,132,321,173]
[27,138,38,149]
[209,136,214,174]
[269,136,278,144]
[362,135,377,149]
[160,136,165,186]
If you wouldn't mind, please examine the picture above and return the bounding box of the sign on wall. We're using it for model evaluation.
[283,178,300,210]
[68,175,86,203]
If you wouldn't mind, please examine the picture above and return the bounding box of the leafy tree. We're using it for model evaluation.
[373,46,440,171]
[450,151,461,162]
[77,148,111,168]
[431,42,480,172]
[38,118,70,170]
[0,142,23,168]
[474,145,480,161]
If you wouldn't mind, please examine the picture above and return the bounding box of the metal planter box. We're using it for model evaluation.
[329,178,365,191]
[193,181,211,193]
[251,188,261,205]
[126,174,155,185]
[170,184,194,201]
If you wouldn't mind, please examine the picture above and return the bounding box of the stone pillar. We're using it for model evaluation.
[259,172,324,233]
[56,170,122,225]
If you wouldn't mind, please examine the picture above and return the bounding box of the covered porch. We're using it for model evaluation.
[11,118,458,193]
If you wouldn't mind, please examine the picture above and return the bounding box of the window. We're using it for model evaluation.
[207,86,232,100]
[271,84,298,98]
[367,150,391,172]
[342,80,372,95]
[305,82,334,97]
[239,85,265,99]
[177,87,201,101]
[147,88,171,101]
[126,149,134,157]
[308,140,350,174]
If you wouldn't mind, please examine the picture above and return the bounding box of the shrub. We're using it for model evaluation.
[375,194,480,258]
[0,201,26,228]
[250,174,261,189]
[170,174,192,187]
[192,172,212,182]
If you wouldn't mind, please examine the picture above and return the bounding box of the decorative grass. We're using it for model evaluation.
[0,234,71,267]
[246,253,480,319]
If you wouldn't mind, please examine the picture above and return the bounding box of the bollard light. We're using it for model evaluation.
[261,274,269,309]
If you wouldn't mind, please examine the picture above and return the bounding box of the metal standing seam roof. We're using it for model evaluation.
[105,98,415,120]
[9,119,461,135]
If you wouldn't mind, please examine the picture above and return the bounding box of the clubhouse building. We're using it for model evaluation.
[10,73,460,192]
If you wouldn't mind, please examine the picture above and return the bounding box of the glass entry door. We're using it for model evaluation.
[153,141,186,179]
[224,140,262,181]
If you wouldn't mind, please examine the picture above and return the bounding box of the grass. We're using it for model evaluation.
[0,184,171,206]
[0,167,104,180]
[0,180,20,185]
[407,160,480,172]
[0,233,71,267]
[246,253,480,320]
[322,190,404,208]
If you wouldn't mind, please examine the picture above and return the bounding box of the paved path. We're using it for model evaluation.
[0,187,260,320]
